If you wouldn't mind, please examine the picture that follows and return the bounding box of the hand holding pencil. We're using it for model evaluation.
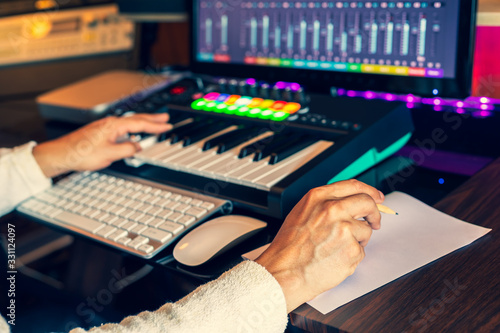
[377,204,398,215]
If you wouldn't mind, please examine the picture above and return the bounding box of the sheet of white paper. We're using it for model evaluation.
[307,191,492,314]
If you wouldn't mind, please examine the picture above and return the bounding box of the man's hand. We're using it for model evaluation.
[33,113,172,178]
[255,179,384,313]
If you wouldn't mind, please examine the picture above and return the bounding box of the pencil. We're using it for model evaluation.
[377,204,398,215]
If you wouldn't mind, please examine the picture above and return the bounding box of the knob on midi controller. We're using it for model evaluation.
[217,78,228,93]
[282,87,292,101]
[294,87,308,104]
[228,79,239,94]
[271,86,281,100]
[249,83,259,96]
[238,80,248,95]
[259,83,271,99]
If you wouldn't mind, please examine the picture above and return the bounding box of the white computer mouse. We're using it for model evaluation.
[173,215,267,266]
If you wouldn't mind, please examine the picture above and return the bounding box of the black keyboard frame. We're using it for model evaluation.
[110,77,414,219]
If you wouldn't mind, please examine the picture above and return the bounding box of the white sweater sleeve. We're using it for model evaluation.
[0,142,52,217]
[70,260,288,333]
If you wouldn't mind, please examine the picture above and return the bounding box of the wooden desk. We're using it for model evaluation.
[290,158,500,332]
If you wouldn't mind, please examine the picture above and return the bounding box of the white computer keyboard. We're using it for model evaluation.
[17,171,232,259]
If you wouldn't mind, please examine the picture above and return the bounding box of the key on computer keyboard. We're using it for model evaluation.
[17,170,232,259]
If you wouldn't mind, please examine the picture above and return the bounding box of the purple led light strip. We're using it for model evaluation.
[334,88,500,112]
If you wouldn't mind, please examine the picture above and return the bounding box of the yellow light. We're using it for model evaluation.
[35,0,57,10]
[178,242,189,250]
[28,20,52,39]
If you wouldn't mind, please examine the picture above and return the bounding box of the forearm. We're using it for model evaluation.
[256,248,305,313]
[32,138,72,178]
[0,142,52,217]
[70,261,288,333]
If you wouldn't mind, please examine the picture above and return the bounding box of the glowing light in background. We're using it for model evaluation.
[365,91,375,99]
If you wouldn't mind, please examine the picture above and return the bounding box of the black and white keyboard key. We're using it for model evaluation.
[238,132,291,159]
[268,135,318,165]
[183,121,229,146]
[240,141,333,189]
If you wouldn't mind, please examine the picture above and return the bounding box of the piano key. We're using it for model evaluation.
[225,157,271,180]
[173,149,231,172]
[253,133,297,161]
[217,127,266,153]
[168,112,192,125]
[158,126,238,171]
[205,155,254,177]
[161,144,200,165]
[192,153,236,173]
[252,141,334,189]
[175,118,217,144]
[158,117,194,142]
[239,144,317,186]
[140,141,179,160]
[173,147,218,169]
[190,132,273,175]
[202,126,257,152]
[180,149,219,173]
[160,117,198,142]
[170,119,211,144]
[134,127,329,190]
[239,132,291,159]
[155,123,234,165]
[183,121,229,146]
[202,126,245,150]
[172,127,264,171]
[138,141,188,164]
[268,136,318,165]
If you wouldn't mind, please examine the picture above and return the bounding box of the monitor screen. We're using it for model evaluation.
[191,0,477,98]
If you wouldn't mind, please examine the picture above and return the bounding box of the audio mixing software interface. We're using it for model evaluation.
[195,1,460,80]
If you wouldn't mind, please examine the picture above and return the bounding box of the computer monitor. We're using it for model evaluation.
[190,0,477,98]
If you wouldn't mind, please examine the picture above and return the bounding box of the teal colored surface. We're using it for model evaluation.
[328,132,412,184]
